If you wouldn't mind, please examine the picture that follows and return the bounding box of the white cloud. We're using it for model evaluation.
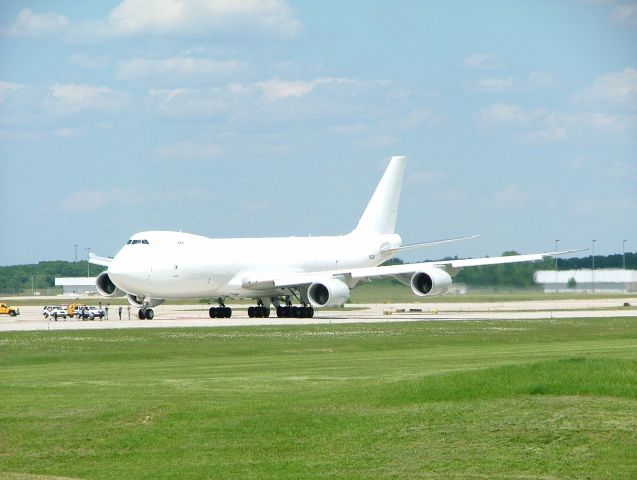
[476,101,636,144]
[353,135,396,150]
[47,84,129,113]
[475,103,529,126]
[495,185,529,206]
[117,57,246,81]
[4,0,301,40]
[460,53,501,70]
[0,81,23,103]
[467,73,555,94]
[474,78,515,93]
[61,189,122,213]
[528,71,554,88]
[102,0,300,39]
[155,141,224,159]
[148,87,230,117]
[407,169,447,186]
[257,77,353,101]
[575,67,637,108]
[609,3,637,27]
[68,53,110,71]
[2,9,69,37]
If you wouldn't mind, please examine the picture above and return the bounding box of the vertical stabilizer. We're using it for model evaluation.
[352,156,406,235]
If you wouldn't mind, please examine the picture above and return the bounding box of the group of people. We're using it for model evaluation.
[98,302,132,320]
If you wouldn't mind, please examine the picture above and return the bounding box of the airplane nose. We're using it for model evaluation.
[107,249,149,288]
[107,253,125,277]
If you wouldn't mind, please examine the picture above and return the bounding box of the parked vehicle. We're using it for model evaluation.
[0,303,20,317]
[86,306,105,320]
[77,306,105,320]
[43,306,67,320]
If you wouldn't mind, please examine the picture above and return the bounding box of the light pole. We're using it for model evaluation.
[555,239,559,292]
[592,240,597,293]
[623,240,627,270]
[74,244,78,262]
[85,247,91,277]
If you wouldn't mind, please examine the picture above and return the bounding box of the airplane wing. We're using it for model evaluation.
[242,248,587,290]
[88,252,112,267]
[380,235,480,254]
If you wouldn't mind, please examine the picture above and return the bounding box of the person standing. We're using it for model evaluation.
[118,305,122,320]
[105,304,109,320]
[127,305,131,320]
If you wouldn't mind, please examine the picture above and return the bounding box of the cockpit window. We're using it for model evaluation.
[127,239,149,245]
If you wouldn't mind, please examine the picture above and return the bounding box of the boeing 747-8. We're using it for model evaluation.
[89,156,578,319]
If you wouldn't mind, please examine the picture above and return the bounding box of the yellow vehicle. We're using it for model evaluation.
[0,303,20,317]
[67,302,82,317]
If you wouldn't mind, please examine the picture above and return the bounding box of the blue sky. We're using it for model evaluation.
[1,0,635,265]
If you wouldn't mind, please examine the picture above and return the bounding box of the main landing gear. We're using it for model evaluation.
[138,308,154,320]
[248,299,270,318]
[209,299,232,318]
[276,305,314,318]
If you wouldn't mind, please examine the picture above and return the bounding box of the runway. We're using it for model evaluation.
[1,297,635,331]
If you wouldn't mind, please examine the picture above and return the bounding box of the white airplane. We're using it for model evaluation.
[90,156,579,320]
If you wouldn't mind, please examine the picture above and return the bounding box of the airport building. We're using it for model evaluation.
[55,277,98,296]
[534,269,637,293]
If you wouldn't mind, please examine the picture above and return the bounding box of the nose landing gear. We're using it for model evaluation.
[138,308,154,320]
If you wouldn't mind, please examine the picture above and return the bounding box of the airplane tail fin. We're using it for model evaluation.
[352,155,406,235]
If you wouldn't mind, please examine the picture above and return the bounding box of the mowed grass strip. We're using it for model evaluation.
[1,318,636,479]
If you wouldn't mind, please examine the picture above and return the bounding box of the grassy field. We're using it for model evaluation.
[1,318,637,479]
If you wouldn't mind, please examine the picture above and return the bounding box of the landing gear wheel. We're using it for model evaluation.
[248,306,270,318]
[209,307,232,318]
[145,309,154,320]
[138,309,145,320]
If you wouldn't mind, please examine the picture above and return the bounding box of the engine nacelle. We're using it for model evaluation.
[95,271,125,297]
[410,268,452,297]
[127,294,165,308]
[307,278,351,308]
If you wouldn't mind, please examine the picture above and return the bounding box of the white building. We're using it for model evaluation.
[55,277,98,296]
[534,269,637,293]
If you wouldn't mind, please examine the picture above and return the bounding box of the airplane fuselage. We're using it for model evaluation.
[107,230,401,299]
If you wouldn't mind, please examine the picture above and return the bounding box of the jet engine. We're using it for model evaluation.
[410,268,452,297]
[307,278,351,307]
[95,271,125,297]
[127,294,165,308]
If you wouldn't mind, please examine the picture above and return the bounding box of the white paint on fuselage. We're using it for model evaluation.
[107,230,401,299]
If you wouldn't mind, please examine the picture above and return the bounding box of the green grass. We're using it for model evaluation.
[1,318,637,479]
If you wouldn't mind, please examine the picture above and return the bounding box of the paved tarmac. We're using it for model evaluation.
[1,297,635,332]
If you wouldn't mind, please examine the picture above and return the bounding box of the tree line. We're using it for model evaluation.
[0,261,106,294]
